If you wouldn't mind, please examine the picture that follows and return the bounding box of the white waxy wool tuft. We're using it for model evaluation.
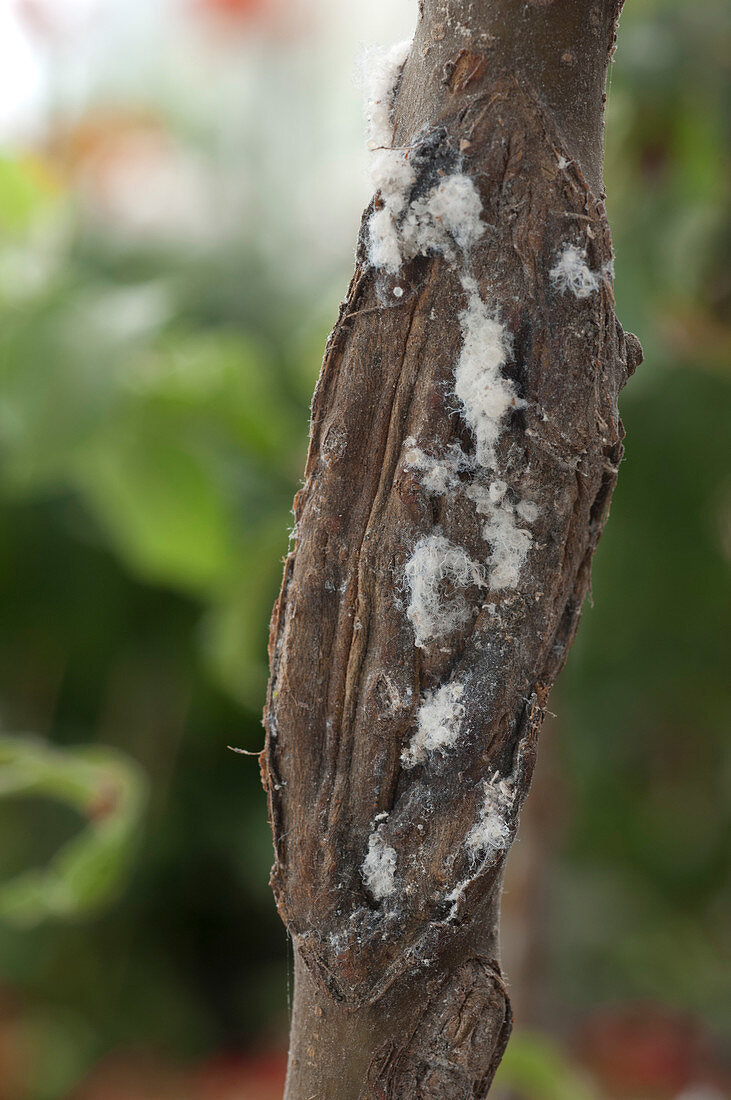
[549,243,602,299]
[398,173,485,265]
[402,680,466,767]
[364,40,412,153]
[403,438,470,495]
[404,534,485,647]
[362,820,398,900]
[466,480,538,590]
[424,173,485,251]
[369,203,406,272]
[363,40,415,274]
[404,438,539,594]
[445,773,516,918]
[515,499,540,523]
[362,43,486,274]
[466,775,514,857]
[370,169,485,275]
[454,275,525,470]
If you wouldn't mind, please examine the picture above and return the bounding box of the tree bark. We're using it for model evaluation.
[261,1,642,1096]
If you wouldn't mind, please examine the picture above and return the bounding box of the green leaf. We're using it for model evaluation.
[0,735,147,927]
[200,519,290,707]
[75,421,237,593]
[493,1031,598,1100]
[0,156,60,236]
[128,328,302,468]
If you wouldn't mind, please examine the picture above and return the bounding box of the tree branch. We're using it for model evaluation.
[262,1,640,1096]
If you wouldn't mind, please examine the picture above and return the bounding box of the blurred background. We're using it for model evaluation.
[0,0,728,1097]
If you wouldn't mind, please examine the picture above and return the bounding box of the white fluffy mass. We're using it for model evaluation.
[363,42,485,274]
[370,169,485,275]
[403,438,469,495]
[364,39,412,153]
[549,243,602,299]
[396,173,485,267]
[422,174,485,251]
[404,534,485,647]
[404,439,538,595]
[363,40,415,273]
[466,479,538,590]
[362,820,397,900]
[368,145,415,272]
[455,275,525,469]
[402,680,466,767]
[444,773,516,919]
[466,775,514,857]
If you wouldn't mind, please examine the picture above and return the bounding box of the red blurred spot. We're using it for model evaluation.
[195,0,277,23]
[67,1047,288,1100]
[576,1004,728,1098]
[196,1051,287,1100]
[70,1051,189,1100]
[192,0,307,42]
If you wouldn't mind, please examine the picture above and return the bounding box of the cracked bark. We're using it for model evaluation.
[261,1,642,1096]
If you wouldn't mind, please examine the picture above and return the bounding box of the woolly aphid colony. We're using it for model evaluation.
[549,242,613,300]
[359,41,606,903]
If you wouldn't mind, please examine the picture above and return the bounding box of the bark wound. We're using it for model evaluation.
[443,50,489,92]
[263,4,639,1095]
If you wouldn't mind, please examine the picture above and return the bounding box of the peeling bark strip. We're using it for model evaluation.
[262,2,641,1096]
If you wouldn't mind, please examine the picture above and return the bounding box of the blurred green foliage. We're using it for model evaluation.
[494,1033,597,1100]
[0,735,145,927]
[0,0,728,1096]
[0,136,317,1089]
[557,0,731,1036]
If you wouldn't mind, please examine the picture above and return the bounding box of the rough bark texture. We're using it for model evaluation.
[261,1,641,1096]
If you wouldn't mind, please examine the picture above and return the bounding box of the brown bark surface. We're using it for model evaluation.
[261,2,641,1096]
